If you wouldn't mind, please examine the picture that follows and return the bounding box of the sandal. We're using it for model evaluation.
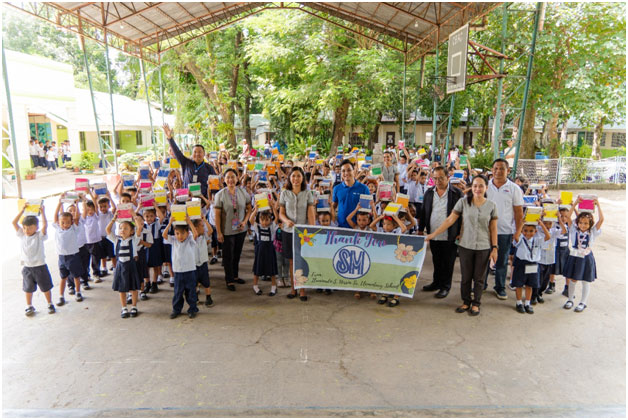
[377,295,388,305]
[563,300,574,310]
[455,305,469,313]
[469,306,480,316]
[388,298,399,307]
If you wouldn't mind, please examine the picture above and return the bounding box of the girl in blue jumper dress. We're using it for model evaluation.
[562,197,604,312]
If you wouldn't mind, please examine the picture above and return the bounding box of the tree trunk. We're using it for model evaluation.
[368,111,382,151]
[560,120,568,148]
[520,101,537,159]
[331,98,350,151]
[591,116,605,160]
[547,112,560,158]
[226,30,242,147]
[480,114,489,148]
[236,57,252,148]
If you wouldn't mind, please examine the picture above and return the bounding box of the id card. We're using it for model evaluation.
[193,175,198,183]
[525,264,538,274]
[231,217,240,231]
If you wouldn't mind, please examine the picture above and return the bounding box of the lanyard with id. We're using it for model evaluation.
[192,161,205,183]
[522,238,537,273]
[228,189,240,231]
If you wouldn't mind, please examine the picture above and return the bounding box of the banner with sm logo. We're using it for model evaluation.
[292,225,427,297]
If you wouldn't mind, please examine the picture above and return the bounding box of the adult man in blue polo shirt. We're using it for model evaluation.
[163,123,216,197]
[332,159,370,228]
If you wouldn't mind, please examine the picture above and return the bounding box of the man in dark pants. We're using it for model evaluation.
[418,166,462,298]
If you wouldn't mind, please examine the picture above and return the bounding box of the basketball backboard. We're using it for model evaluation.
[447,24,469,94]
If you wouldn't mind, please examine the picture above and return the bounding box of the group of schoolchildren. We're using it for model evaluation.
[29,138,72,170]
[14,144,604,318]
[507,180,603,314]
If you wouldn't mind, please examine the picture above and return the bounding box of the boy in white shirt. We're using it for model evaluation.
[163,215,200,319]
[45,146,57,171]
[53,194,85,306]
[13,203,55,316]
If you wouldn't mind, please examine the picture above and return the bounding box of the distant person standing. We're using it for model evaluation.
[503,139,517,167]
[29,138,39,168]
[37,141,46,167]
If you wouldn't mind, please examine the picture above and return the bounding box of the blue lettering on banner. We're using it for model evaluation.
[332,245,371,279]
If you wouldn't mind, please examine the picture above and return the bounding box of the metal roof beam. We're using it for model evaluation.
[381,2,438,27]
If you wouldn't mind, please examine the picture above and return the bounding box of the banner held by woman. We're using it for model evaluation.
[292,225,426,298]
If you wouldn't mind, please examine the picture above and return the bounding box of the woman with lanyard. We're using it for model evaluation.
[279,167,316,301]
[426,175,499,316]
[214,169,253,291]
[381,150,400,193]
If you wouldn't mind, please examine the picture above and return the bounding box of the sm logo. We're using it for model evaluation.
[332,245,371,279]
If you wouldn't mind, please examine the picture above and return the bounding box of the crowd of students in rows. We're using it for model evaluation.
[14,126,604,318]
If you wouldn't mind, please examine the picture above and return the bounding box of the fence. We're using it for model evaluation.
[516,156,626,185]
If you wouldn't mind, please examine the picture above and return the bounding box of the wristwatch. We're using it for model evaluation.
[491,245,498,250]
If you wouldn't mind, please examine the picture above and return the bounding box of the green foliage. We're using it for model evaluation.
[78,152,99,170]
[469,147,495,171]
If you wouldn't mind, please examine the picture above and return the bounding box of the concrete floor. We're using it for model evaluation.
[2,188,626,417]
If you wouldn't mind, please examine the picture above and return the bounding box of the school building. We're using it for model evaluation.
[1,49,173,171]
[351,112,625,155]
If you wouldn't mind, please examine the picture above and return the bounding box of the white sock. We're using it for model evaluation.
[568,280,576,301]
[580,282,591,305]
[253,285,260,293]
[517,299,523,305]
[271,285,277,293]
[525,300,531,306]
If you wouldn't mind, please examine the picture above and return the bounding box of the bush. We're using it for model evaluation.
[469,147,495,171]
[78,151,99,170]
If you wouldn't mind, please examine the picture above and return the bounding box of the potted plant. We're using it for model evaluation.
[78,151,98,174]
[24,169,36,180]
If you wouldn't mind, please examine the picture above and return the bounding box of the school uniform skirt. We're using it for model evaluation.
[563,252,597,282]
[135,248,149,280]
[112,260,141,292]
[553,245,570,275]
[511,256,540,288]
[253,241,278,277]
[147,238,164,267]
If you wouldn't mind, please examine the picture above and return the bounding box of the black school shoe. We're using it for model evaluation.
[126,293,133,304]
[150,282,158,294]
[209,256,218,265]
[130,307,138,318]
[188,311,197,319]
[169,311,179,319]
[546,282,555,294]
[516,303,525,314]
[121,308,130,319]
[68,287,76,295]
[524,305,534,314]
[536,295,545,304]
[422,283,439,292]
[205,296,214,307]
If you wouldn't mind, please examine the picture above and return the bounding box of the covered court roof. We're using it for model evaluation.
[5,2,499,63]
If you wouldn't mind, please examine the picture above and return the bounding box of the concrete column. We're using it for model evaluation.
[14,104,31,163]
